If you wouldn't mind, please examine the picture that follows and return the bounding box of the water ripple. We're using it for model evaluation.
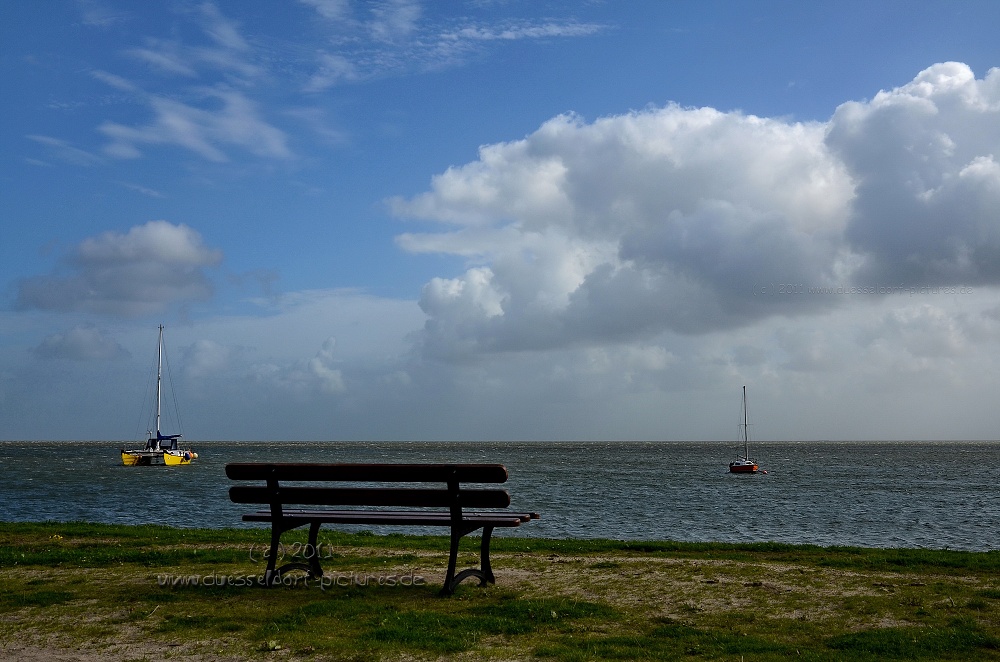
[1,440,998,550]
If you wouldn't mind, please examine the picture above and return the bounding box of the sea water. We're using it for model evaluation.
[1,440,997,551]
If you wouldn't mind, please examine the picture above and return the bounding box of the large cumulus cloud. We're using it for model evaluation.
[393,62,1000,360]
[393,104,852,356]
[16,220,222,317]
[828,62,1000,286]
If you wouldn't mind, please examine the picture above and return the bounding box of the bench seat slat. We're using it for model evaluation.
[229,486,511,509]
[245,508,539,524]
[226,462,508,483]
[241,510,529,527]
[272,508,539,521]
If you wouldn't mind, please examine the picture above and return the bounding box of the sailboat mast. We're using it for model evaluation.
[742,385,749,460]
[155,324,163,439]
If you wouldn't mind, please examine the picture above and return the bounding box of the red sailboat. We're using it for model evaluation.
[729,386,759,474]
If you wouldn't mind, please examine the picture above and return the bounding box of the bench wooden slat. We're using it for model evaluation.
[226,462,508,483]
[240,511,529,527]
[265,509,539,522]
[229,485,511,509]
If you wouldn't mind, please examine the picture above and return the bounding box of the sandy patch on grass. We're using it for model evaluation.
[4,543,995,659]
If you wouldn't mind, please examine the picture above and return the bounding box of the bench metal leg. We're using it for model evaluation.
[442,527,461,595]
[440,525,496,596]
[480,525,496,584]
[264,524,282,587]
[264,520,323,587]
[305,521,324,579]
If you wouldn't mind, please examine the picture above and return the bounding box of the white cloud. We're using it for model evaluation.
[120,4,261,81]
[369,0,422,43]
[299,0,352,22]
[33,326,130,361]
[116,181,166,198]
[827,62,1000,286]
[75,0,127,28]
[284,107,349,144]
[125,41,199,77]
[151,289,425,414]
[304,53,360,91]
[91,3,280,162]
[26,135,103,167]
[89,69,139,91]
[193,333,346,402]
[196,2,250,53]
[16,221,223,317]
[297,4,607,88]
[393,105,855,355]
[99,89,291,162]
[182,339,237,379]
[864,304,969,359]
[13,51,1000,442]
[306,337,347,394]
[393,63,1000,366]
[449,21,605,41]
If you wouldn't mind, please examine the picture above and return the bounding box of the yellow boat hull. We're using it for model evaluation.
[163,450,198,466]
[121,449,197,466]
[121,451,154,466]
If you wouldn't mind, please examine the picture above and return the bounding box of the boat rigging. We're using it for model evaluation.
[729,385,759,474]
[121,325,198,466]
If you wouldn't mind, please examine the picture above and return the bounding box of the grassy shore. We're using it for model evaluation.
[2,522,1000,660]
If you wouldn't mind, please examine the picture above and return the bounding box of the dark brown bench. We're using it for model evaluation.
[226,462,539,595]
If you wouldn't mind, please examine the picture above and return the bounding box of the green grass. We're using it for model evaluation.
[2,521,1000,660]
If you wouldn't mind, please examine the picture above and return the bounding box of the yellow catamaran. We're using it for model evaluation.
[121,325,198,466]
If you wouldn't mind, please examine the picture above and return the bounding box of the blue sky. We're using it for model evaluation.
[4,1,1000,442]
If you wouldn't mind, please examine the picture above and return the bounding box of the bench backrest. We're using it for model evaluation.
[226,462,511,510]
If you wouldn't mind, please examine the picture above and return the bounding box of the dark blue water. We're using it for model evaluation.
[1,440,998,551]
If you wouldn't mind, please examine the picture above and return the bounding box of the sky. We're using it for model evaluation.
[4,1,1000,442]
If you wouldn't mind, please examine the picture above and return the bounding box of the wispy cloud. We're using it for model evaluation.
[447,21,605,41]
[125,41,199,78]
[98,88,291,161]
[304,53,360,91]
[299,0,352,22]
[89,69,140,91]
[298,1,608,89]
[76,1,607,162]
[74,0,128,28]
[26,135,103,167]
[117,181,166,198]
[196,1,250,52]
[369,0,422,43]
[89,2,274,161]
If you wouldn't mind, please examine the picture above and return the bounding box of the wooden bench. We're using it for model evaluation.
[226,462,539,595]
